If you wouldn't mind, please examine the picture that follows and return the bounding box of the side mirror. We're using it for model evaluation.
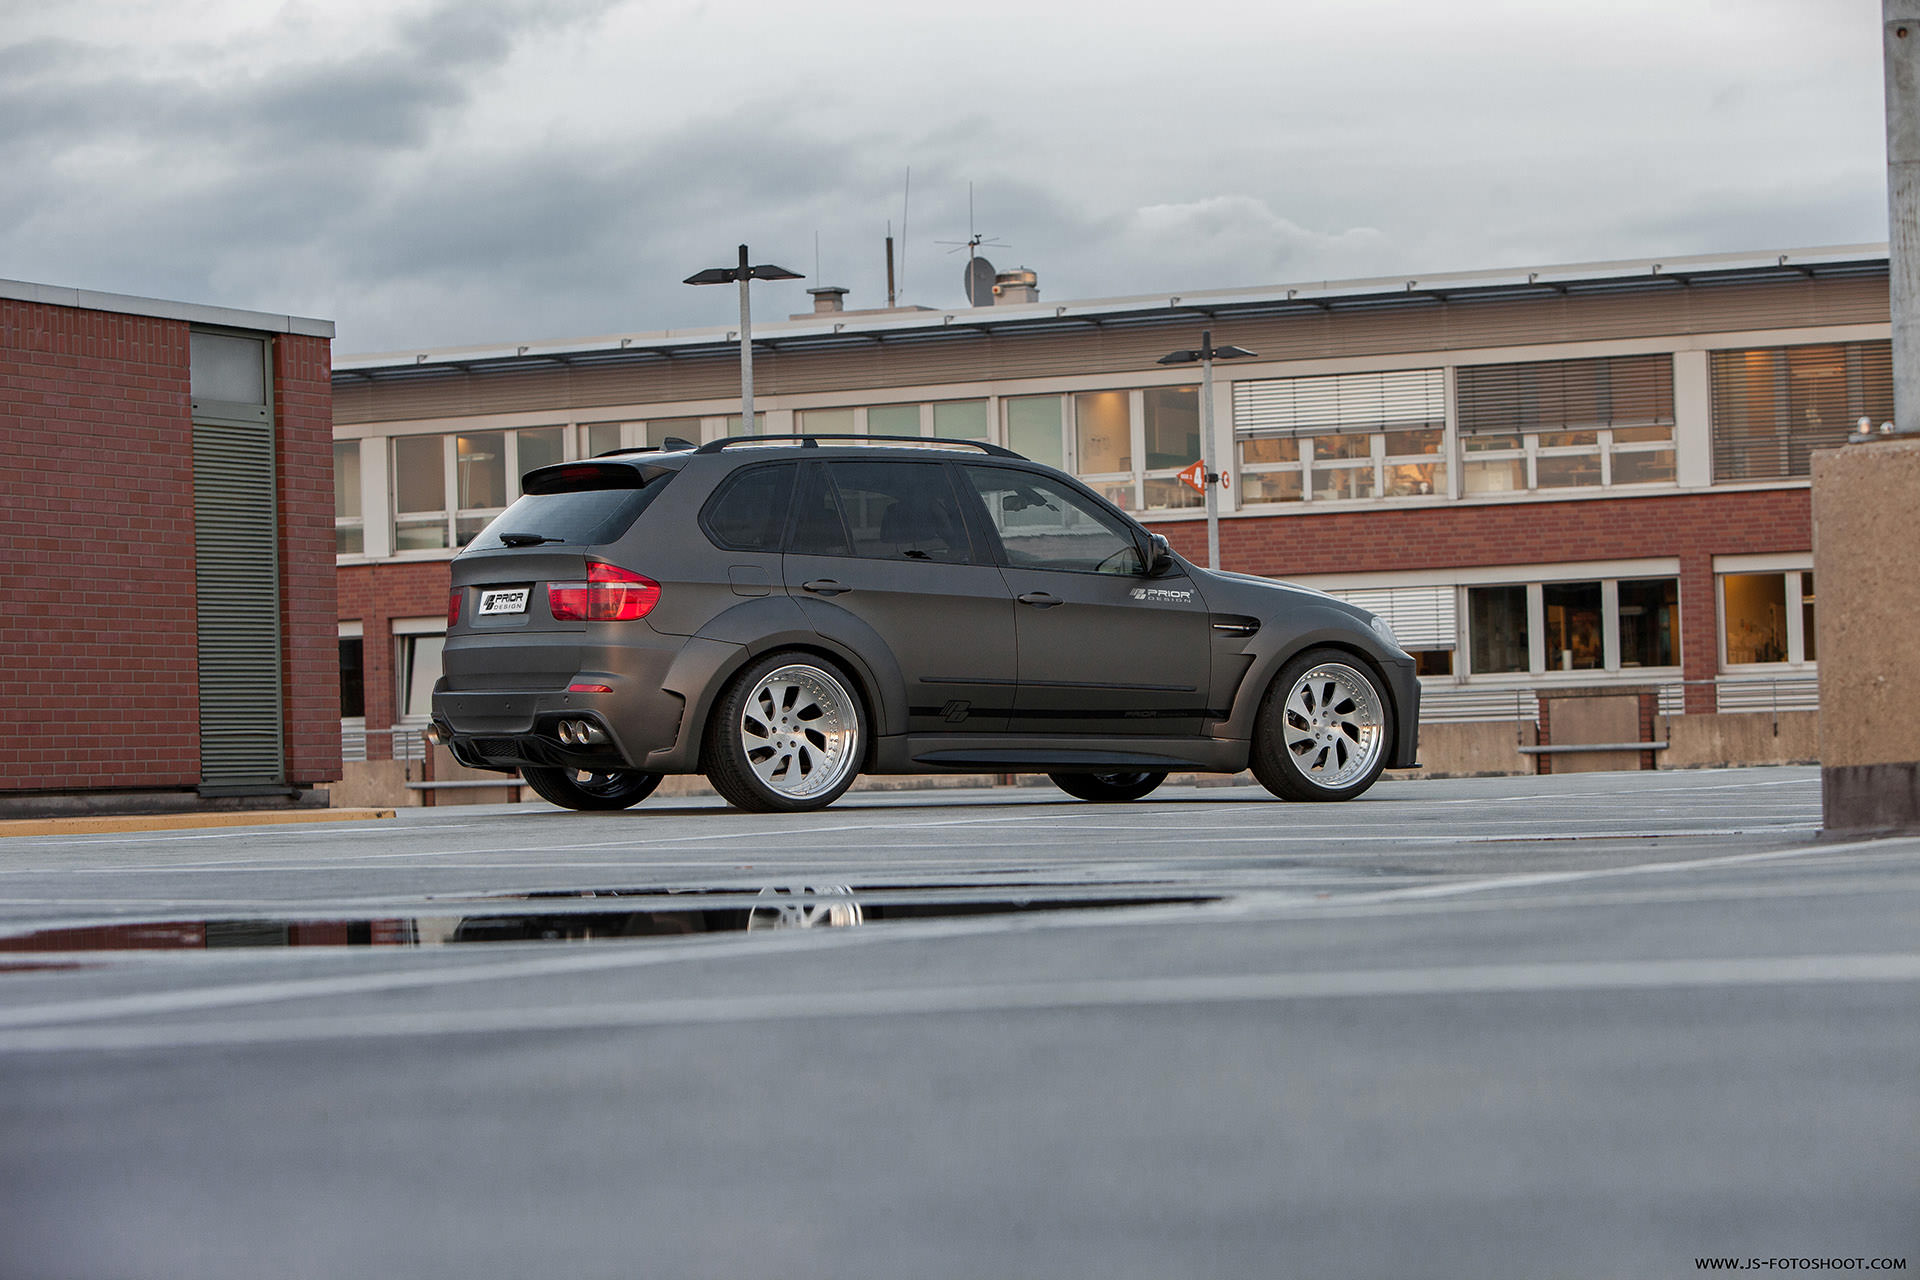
[1144,533,1175,577]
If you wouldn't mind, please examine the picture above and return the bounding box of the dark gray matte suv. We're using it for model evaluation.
[430,436,1420,812]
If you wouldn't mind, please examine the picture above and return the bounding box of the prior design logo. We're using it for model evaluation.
[1130,587,1194,603]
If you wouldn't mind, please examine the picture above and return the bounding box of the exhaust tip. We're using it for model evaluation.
[557,721,577,745]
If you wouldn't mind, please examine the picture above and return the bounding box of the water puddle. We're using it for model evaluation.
[0,884,1221,956]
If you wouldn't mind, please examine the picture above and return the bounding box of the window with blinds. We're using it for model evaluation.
[1328,586,1456,649]
[1235,369,1444,438]
[1234,369,1446,505]
[1457,354,1676,493]
[1457,354,1674,438]
[1709,341,1892,481]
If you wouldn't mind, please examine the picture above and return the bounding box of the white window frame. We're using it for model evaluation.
[389,427,566,555]
[333,440,365,558]
[1715,557,1816,670]
[391,617,446,724]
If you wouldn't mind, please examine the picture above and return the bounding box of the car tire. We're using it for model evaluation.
[519,766,662,811]
[1250,648,1393,802]
[703,652,867,813]
[1047,771,1168,802]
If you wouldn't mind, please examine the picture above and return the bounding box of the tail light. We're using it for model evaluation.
[549,560,660,622]
[447,587,462,626]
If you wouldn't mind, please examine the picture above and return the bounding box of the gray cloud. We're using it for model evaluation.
[0,0,1890,355]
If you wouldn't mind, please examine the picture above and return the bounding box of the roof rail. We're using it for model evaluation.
[691,433,1026,460]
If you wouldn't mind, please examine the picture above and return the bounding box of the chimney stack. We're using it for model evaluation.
[992,268,1039,305]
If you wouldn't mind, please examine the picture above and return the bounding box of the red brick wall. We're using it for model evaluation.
[338,560,452,760]
[0,299,201,790]
[0,297,339,794]
[1157,488,1811,713]
[275,333,342,786]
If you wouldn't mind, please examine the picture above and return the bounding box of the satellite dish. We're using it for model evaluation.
[965,256,996,307]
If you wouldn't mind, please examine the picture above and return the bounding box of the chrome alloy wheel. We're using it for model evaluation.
[1280,661,1386,791]
[738,663,861,801]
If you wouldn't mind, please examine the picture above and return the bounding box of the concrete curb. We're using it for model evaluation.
[0,808,397,839]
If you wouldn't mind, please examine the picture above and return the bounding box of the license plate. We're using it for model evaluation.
[478,587,530,616]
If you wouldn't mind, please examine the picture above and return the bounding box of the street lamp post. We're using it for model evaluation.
[684,245,804,434]
[1159,330,1257,569]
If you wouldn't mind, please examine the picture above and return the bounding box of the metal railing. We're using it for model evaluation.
[1416,674,1817,726]
[339,722,429,764]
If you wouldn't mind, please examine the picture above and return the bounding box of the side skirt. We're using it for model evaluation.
[870,734,1249,775]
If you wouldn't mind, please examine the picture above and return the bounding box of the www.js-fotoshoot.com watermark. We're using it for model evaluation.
[1696,1260,1907,1272]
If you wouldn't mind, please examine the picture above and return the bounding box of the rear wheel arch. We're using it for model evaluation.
[677,635,887,773]
[701,648,872,811]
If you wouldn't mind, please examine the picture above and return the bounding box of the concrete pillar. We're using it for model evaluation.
[1814,5,1920,832]
[1813,439,1920,831]
[1884,2,1920,434]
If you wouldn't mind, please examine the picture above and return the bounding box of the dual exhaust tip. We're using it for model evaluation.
[556,720,608,746]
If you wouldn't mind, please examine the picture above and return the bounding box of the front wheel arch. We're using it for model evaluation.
[1249,646,1396,802]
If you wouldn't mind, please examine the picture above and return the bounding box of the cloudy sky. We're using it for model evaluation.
[0,0,1887,356]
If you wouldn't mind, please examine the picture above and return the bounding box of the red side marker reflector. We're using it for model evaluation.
[568,684,613,693]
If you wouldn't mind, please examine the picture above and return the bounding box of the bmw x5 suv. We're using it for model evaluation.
[431,435,1419,813]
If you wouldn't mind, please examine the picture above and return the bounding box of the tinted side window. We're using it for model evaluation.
[962,467,1145,575]
[701,463,796,551]
[823,461,972,563]
[789,464,853,556]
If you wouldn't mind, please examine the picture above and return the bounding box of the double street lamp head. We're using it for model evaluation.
[684,244,804,287]
[683,244,803,433]
[1158,332,1258,365]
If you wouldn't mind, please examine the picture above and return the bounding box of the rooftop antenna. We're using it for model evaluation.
[936,181,1010,306]
[899,166,911,299]
[885,219,896,307]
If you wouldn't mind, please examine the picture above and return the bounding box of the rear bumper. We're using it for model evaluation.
[433,629,692,773]
[434,683,687,775]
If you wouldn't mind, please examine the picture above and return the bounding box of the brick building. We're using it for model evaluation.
[2,279,338,811]
[330,245,1886,775]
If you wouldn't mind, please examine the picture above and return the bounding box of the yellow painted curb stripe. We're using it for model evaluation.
[0,809,397,839]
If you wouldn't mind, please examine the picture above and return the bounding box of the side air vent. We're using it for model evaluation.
[1212,616,1261,638]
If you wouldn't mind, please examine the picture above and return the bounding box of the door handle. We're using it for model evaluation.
[1017,591,1063,608]
[802,579,851,596]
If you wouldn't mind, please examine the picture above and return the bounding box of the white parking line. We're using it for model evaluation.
[0,951,1913,1054]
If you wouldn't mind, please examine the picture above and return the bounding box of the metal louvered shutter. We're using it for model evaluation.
[1233,369,1444,438]
[1709,341,1892,481]
[1456,354,1674,438]
[1330,586,1456,649]
[194,421,286,793]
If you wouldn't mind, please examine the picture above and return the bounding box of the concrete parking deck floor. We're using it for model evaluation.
[0,767,1913,1279]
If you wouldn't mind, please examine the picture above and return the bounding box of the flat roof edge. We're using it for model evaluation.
[0,278,334,339]
[333,243,1888,377]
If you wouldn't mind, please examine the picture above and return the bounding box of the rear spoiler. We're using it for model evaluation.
[521,459,676,495]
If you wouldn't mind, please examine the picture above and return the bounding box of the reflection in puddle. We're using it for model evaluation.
[0,884,1218,955]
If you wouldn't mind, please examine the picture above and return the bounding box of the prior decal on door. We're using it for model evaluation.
[1130,587,1193,603]
[478,587,531,616]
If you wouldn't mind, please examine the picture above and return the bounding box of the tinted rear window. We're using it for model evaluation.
[701,463,796,551]
[465,480,670,551]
